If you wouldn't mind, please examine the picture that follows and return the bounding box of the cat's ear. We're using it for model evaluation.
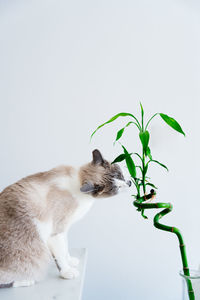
[80,182,105,195]
[80,182,95,193]
[92,149,104,165]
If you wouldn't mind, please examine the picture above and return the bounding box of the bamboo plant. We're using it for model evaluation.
[91,104,195,300]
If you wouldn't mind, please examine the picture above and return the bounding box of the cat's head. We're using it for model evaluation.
[80,149,131,198]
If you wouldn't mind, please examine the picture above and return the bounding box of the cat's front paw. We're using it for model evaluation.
[69,256,80,267]
[60,267,79,280]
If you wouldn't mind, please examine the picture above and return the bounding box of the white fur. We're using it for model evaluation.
[48,233,69,268]
[48,233,79,279]
[51,176,70,190]
[13,280,35,288]
[60,267,79,279]
[114,178,129,188]
[51,168,80,192]
[51,168,94,225]
[33,219,53,244]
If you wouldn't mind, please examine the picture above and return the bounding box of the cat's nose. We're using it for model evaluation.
[127,180,132,187]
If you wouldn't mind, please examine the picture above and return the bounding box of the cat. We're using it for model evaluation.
[0,149,131,288]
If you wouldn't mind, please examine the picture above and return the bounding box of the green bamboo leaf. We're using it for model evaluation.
[146,183,158,189]
[140,102,144,119]
[134,153,143,162]
[114,121,137,143]
[131,180,138,189]
[122,145,136,178]
[91,112,141,139]
[122,145,129,156]
[140,102,144,131]
[149,159,169,171]
[116,128,125,141]
[136,166,143,174]
[141,209,148,219]
[136,165,142,169]
[159,113,185,136]
[111,154,126,164]
[146,147,152,160]
[145,113,158,130]
[139,130,150,154]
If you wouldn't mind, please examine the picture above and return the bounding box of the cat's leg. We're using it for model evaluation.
[48,233,79,279]
[64,235,80,267]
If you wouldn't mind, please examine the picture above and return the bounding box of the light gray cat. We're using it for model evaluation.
[0,149,131,288]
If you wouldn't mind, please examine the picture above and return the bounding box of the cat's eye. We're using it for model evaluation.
[113,172,124,180]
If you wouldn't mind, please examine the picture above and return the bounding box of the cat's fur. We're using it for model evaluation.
[0,149,131,288]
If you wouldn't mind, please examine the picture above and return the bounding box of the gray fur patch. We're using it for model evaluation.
[0,282,14,288]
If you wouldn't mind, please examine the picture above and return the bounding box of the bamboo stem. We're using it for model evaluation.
[142,151,146,195]
[133,193,195,300]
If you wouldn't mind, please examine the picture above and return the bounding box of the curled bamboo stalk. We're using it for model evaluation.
[133,191,195,300]
[90,105,193,298]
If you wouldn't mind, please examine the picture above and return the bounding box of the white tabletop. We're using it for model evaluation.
[0,248,87,300]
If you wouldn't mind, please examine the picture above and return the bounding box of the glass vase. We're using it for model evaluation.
[180,269,200,300]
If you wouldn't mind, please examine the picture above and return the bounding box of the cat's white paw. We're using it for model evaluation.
[69,256,80,267]
[13,280,35,288]
[60,267,79,280]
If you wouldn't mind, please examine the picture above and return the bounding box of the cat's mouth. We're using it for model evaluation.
[114,179,132,190]
[126,180,132,187]
[110,179,132,195]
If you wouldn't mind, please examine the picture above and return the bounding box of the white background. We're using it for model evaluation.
[0,1,200,299]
